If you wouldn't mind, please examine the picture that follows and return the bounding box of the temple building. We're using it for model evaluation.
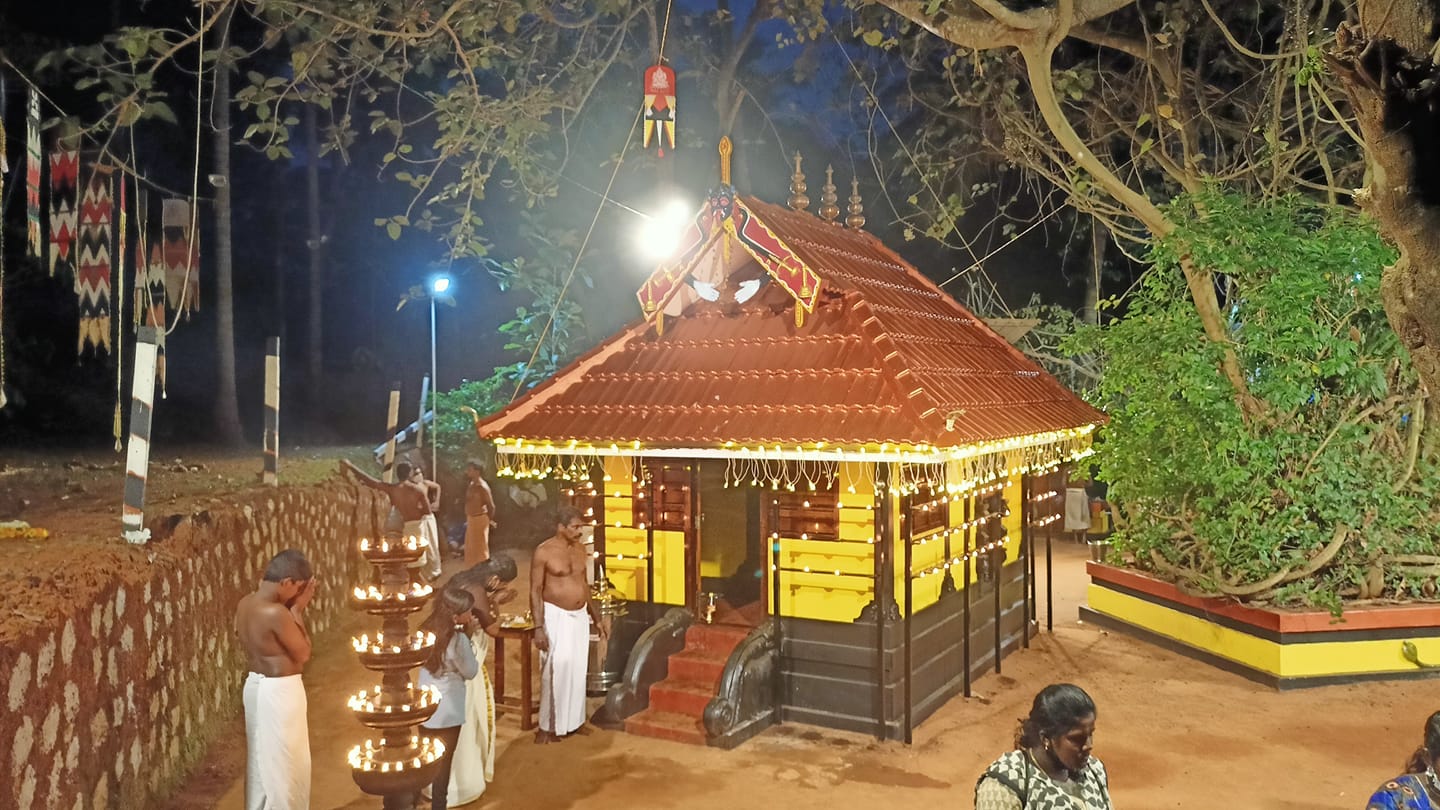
[474,141,1104,746]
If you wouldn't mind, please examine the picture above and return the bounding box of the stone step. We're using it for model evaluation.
[625,709,708,745]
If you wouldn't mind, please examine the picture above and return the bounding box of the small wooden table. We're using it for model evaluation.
[493,624,539,730]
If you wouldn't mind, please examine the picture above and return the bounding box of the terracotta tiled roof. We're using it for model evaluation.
[478,196,1105,448]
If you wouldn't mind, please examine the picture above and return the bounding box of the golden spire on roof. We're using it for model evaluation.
[819,165,840,223]
[846,177,866,230]
[719,136,733,186]
[787,152,810,212]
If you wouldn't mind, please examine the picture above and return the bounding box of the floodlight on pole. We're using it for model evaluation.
[634,199,694,262]
[431,275,451,295]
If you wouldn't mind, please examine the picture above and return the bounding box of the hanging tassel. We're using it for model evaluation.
[113,402,122,452]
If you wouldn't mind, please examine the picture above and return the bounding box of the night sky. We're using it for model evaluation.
[0,0,1090,447]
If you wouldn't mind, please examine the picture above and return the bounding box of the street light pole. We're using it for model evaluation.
[429,292,438,481]
[427,275,450,482]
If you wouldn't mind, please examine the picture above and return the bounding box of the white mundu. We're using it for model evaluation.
[243,672,311,810]
[538,603,590,735]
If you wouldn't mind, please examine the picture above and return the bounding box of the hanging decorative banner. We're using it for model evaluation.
[141,243,168,387]
[26,88,43,259]
[642,64,676,157]
[48,143,79,278]
[133,192,168,389]
[77,165,114,355]
[162,198,199,316]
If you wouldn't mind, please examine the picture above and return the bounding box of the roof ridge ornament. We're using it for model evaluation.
[819,165,840,223]
[846,177,866,230]
[719,136,734,187]
[787,152,810,212]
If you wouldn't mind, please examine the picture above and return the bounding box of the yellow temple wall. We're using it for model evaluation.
[598,455,684,605]
[778,462,877,621]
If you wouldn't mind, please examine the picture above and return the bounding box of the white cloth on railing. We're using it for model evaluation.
[1064,488,1092,532]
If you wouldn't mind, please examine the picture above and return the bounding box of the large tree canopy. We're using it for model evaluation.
[867,0,1440,603]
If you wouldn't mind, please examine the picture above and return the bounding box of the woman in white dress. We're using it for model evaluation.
[430,554,519,806]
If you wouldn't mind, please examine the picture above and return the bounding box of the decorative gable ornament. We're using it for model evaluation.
[637,137,822,332]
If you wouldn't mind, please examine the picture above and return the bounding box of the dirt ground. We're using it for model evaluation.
[179,539,1430,810]
[0,447,375,647]
[4,449,1432,809]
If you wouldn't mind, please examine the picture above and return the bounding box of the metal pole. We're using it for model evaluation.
[962,493,972,698]
[429,295,438,481]
[263,337,280,486]
[901,490,913,745]
[873,462,893,740]
[645,462,656,604]
[416,374,429,461]
[382,386,400,483]
[1020,473,1030,649]
[121,327,160,544]
[1046,470,1055,633]
[993,492,1003,675]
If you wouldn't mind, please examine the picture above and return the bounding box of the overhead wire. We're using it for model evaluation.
[508,0,675,402]
[0,55,210,202]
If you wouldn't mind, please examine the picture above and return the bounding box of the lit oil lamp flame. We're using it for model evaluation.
[347,736,447,772]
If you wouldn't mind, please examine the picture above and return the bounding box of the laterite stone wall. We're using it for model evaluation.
[0,483,388,809]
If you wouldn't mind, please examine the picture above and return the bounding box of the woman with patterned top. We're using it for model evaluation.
[1366,711,1440,810]
[975,683,1112,810]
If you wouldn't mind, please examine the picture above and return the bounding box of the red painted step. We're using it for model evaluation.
[685,624,750,655]
[667,649,727,684]
[626,621,753,745]
[649,679,715,716]
[625,709,707,745]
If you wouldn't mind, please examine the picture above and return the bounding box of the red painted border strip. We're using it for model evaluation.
[1088,563,1440,633]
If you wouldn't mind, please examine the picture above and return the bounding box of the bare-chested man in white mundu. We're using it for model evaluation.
[235,549,316,809]
[531,506,608,743]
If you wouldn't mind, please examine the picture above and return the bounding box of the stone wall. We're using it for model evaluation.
[0,482,388,809]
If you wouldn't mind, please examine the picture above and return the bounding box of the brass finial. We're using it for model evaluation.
[787,152,810,212]
[846,177,866,230]
[819,165,840,222]
[719,137,733,186]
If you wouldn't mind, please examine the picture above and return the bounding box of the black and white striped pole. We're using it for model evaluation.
[263,336,280,486]
[121,326,159,544]
[382,384,400,483]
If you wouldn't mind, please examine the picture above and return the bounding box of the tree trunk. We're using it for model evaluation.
[211,6,244,444]
[1018,41,1261,421]
[1331,4,1440,399]
[304,104,325,425]
[1082,219,1104,326]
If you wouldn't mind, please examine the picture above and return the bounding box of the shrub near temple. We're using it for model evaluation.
[1073,193,1437,611]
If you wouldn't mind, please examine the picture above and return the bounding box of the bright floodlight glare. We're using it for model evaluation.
[635,200,692,262]
[431,276,451,294]
[662,199,692,227]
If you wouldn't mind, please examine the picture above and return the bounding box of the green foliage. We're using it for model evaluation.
[430,213,593,464]
[1071,193,1440,607]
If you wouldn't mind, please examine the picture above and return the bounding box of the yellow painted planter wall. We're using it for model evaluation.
[1087,583,1440,680]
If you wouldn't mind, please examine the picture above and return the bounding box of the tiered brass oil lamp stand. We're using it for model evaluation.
[347,535,444,809]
